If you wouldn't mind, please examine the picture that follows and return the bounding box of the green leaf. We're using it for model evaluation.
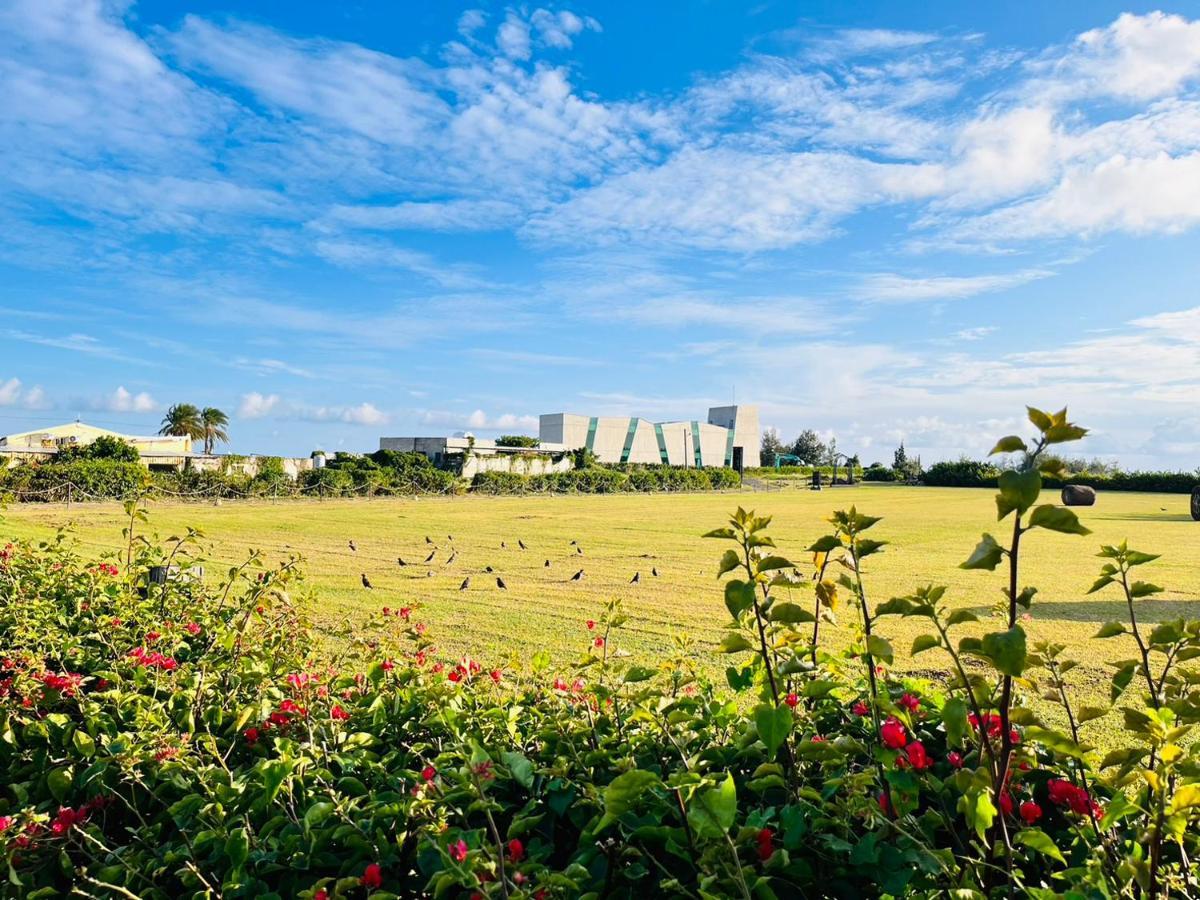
[501,751,535,788]
[603,770,662,821]
[865,634,894,665]
[72,730,96,757]
[943,698,969,748]
[961,534,1004,571]
[1129,581,1164,599]
[1044,423,1088,445]
[911,634,940,656]
[1014,828,1066,865]
[1125,550,1160,567]
[1094,622,1126,638]
[990,435,1028,455]
[996,470,1042,520]
[957,788,996,842]
[304,801,334,830]
[687,773,737,839]
[1027,505,1091,536]
[981,626,1026,676]
[1076,706,1108,724]
[854,538,886,558]
[807,535,841,553]
[47,767,73,802]
[1027,407,1053,432]
[768,602,815,625]
[703,527,737,540]
[1111,662,1137,702]
[621,666,657,684]
[756,556,794,573]
[717,549,741,577]
[1170,784,1200,814]
[225,827,249,869]
[946,609,980,626]
[754,704,793,756]
[718,633,754,654]
[724,580,756,620]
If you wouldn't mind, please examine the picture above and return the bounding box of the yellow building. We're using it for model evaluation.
[0,421,191,470]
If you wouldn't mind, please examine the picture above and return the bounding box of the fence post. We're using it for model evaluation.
[66,482,72,510]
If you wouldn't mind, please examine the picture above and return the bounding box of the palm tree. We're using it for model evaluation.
[200,407,230,455]
[159,403,203,450]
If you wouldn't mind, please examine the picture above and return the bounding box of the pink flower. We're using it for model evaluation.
[0,816,10,832]
[185,622,201,635]
[999,792,1013,816]
[507,838,524,862]
[594,637,605,648]
[360,863,382,889]
[330,705,350,721]
[947,751,963,769]
[880,716,907,749]
[314,890,328,900]
[756,827,775,861]
[450,838,469,862]
[852,701,869,717]
[898,693,920,712]
[904,740,931,771]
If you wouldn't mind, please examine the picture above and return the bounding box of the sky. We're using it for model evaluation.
[2,1,1200,467]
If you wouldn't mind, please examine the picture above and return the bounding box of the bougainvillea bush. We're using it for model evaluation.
[2,406,1200,898]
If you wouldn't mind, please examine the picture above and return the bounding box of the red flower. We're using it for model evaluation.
[898,692,920,712]
[594,637,605,648]
[185,622,201,635]
[360,863,382,889]
[878,791,893,816]
[586,620,595,630]
[421,765,436,782]
[399,607,412,620]
[382,606,390,616]
[880,716,907,749]
[381,659,394,672]
[0,816,10,832]
[450,838,469,862]
[999,791,1013,816]
[330,704,350,721]
[852,701,869,716]
[1020,800,1043,824]
[507,838,524,862]
[947,751,963,768]
[447,668,463,683]
[243,727,259,744]
[904,740,931,770]
[1048,779,1096,815]
[785,693,799,708]
[314,890,328,900]
[756,827,775,861]
[490,669,502,684]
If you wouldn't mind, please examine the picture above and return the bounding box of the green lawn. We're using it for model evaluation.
[3,485,1197,720]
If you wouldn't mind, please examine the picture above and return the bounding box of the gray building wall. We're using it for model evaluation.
[707,405,761,469]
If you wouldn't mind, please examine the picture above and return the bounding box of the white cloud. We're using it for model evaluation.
[0,377,50,409]
[856,268,1053,303]
[496,13,532,60]
[305,402,389,426]
[418,409,538,431]
[953,326,996,341]
[238,392,280,419]
[100,385,156,413]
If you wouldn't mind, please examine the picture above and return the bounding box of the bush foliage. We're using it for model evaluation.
[924,459,1198,494]
[470,465,740,494]
[3,405,1200,897]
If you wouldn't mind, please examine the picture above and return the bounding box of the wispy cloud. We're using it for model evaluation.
[856,268,1053,303]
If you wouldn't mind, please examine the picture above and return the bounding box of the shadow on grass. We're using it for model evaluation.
[1088,512,1196,523]
[1003,598,1200,624]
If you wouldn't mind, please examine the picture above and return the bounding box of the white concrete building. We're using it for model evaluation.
[540,405,759,468]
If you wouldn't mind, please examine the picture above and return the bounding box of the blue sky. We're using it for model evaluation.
[2,1,1200,467]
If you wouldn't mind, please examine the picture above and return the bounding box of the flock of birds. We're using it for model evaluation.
[352,534,660,593]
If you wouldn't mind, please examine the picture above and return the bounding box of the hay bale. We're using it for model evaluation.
[1192,486,1200,521]
[1061,484,1096,507]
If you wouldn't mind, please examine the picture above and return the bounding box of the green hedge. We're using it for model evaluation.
[923,459,1198,493]
[0,461,148,501]
[470,465,740,495]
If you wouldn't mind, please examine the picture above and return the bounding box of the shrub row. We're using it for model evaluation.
[4,401,1200,897]
[923,458,1199,493]
[470,465,740,494]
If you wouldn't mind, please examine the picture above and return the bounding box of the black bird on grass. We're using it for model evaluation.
[518,539,527,550]
[460,577,470,591]
[361,573,373,589]
[348,540,357,553]
[570,569,584,581]
[576,546,583,555]
[424,550,436,563]
[448,534,454,542]
[485,565,494,573]
[544,559,551,568]
[630,572,640,584]
[447,550,457,564]
[501,541,506,549]
[397,557,407,567]
[425,536,433,544]
[496,576,507,590]
[569,540,578,546]
[652,567,659,577]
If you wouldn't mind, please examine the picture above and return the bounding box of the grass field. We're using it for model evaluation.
[3,485,1198,716]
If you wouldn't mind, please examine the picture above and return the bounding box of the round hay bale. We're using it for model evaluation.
[1061,484,1096,507]
[1192,486,1200,521]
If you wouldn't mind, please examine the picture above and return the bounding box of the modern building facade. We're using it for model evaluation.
[539,405,759,468]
